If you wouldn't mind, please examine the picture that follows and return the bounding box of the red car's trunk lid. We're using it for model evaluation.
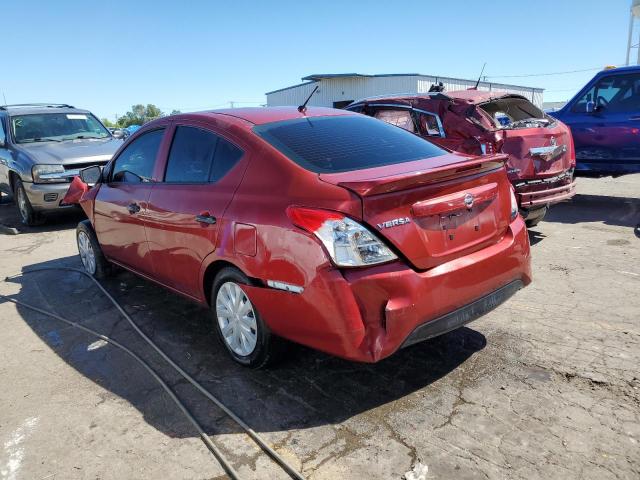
[320,154,513,270]
[499,123,574,180]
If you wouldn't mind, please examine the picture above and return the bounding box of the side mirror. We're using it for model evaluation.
[80,165,102,185]
[112,129,125,139]
[585,101,595,114]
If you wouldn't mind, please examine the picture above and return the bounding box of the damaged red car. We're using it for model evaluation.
[67,107,531,367]
[347,90,577,226]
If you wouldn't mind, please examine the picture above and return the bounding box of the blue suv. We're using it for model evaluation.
[549,66,640,176]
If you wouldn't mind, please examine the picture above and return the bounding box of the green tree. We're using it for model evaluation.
[101,118,115,128]
[116,104,165,128]
[170,109,181,116]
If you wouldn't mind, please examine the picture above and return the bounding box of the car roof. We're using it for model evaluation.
[351,89,530,107]
[182,106,357,126]
[592,65,640,79]
[0,104,92,116]
[350,92,450,106]
[444,89,525,104]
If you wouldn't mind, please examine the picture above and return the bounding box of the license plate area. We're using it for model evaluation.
[412,197,499,259]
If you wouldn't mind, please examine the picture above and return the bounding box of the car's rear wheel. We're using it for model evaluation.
[211,267,282,368]
[523,206,548,228]
[13,178,41,226]
[76,221,111,279]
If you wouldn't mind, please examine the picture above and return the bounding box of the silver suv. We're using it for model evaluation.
[0,104,122,225]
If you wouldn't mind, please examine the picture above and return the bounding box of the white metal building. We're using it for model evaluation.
[266,73,544,109]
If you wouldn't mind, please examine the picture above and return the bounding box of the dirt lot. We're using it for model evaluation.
[0,175,638,480]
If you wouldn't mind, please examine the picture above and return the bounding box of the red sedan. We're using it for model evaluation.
[68,107,531,367]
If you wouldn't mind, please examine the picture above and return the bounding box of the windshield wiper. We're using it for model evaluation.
[22,137,62,143]
[61,134,107,141]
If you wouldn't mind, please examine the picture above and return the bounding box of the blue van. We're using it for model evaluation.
[550,66,640,176]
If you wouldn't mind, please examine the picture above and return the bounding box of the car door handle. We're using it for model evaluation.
[127,203,141,214]
[195,212,216,225]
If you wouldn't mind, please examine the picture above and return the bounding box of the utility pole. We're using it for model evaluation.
[626,0,640,65]
[229,101,235,108]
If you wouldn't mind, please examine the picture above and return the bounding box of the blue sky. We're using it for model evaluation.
[2,0,634,120]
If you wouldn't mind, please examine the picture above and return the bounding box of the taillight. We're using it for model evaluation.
[480,142,498,155]
[510,187,519,222]
[568,129,577,168]
[287,206,397,267]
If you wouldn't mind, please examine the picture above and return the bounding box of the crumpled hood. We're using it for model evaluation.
[16,137,121,165]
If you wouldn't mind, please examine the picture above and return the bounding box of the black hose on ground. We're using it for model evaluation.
[1,267,306,480]
[0,290,241,480]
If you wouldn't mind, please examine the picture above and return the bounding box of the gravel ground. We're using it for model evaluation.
[0,175,638,480]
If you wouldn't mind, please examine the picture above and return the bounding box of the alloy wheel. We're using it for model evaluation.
[215,282,258,356]
[77,231,97,275]
[16,187,29,222]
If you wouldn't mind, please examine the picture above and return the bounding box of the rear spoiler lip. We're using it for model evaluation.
[329,154,508,197]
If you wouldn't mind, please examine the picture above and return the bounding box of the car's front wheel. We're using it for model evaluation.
[76,221,112,279]
[211,267,282,368]
[13,178,41,226]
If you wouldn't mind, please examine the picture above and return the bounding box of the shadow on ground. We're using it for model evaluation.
[527,229,546,247]
[0,196,85,234]
[545,193,640,229]
[1,255,485,440]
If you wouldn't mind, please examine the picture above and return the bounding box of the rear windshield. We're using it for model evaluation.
[253,115,445,173]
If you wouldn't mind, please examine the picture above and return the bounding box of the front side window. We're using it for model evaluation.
[111,129,164,183]
[164,126,244,183]
[572,73,640,113]
[253,115,446,174]
[11,113,110,144]
[0,117,6,145]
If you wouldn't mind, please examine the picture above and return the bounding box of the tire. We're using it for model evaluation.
[13,177,42,226]
[76,220,112,279]
[524,207,548,228]
[211,267,282,368]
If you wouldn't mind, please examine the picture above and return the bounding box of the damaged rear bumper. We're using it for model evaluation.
[514,169,576,209]
[244,217,531,363]
[401,280,523,348]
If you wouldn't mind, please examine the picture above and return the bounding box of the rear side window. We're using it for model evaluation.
[164,126,243,183]
[417,112,442,136]
[165,126,218,182]
[111,128,164,183]
[211,136,243,182]
[253,115,445,173]
[374,109,416,133]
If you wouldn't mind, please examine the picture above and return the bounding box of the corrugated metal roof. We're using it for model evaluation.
[269,73,544,95]
[301,73,422,81]
[266,81,317,96]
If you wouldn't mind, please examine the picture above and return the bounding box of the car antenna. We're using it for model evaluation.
[473,63,487,90]
[298,85,319,113]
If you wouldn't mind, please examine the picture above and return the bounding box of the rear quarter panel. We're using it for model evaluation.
[203,142,361,291]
